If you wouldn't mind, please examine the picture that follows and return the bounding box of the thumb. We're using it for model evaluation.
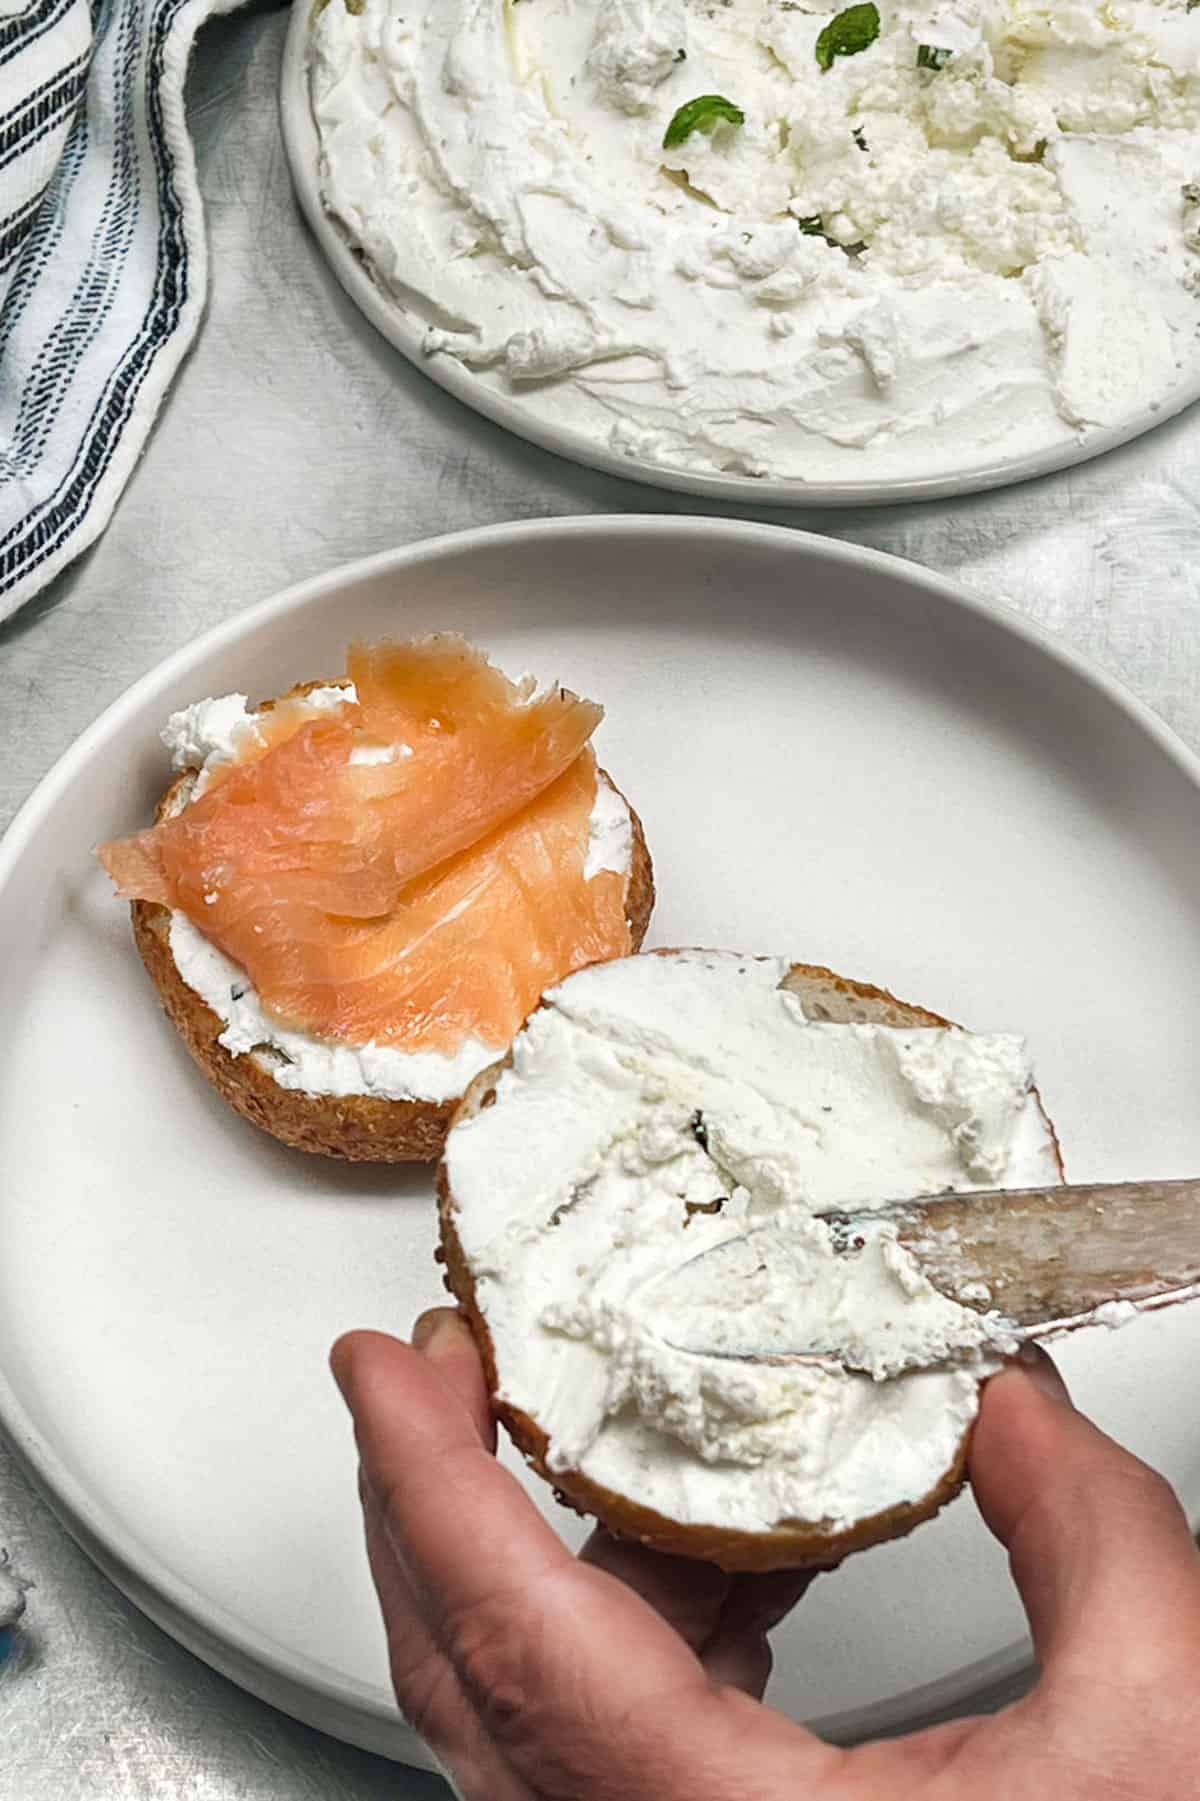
[970,1350,1200,1692]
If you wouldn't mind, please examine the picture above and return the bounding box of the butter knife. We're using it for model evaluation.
[659,1178,1200,1376]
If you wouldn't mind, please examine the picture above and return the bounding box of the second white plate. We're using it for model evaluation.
[4,516,1200,1767]
[279,9,1200,510]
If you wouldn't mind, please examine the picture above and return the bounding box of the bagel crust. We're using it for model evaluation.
[437,955,1064,1571]
[126,687,654,1162]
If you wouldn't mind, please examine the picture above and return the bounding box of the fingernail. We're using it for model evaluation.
[1017,1342,1072,1406]
[411,1307,463,1356]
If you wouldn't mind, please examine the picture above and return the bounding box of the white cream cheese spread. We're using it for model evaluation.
[654,1210,1019,1379]
[443,951,1061,1533]
[309,0,1200,487]
[161,686,633,1105]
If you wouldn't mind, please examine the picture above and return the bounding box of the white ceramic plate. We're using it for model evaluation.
[278,10,1200,511]
[5,516,1200,1771]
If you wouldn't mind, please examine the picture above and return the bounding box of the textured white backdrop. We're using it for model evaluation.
[3,3,1200,1795]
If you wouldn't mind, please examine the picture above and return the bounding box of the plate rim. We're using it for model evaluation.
[279,6,1200,511]
[4,511,1200,1759]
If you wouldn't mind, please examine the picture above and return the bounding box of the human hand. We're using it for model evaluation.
[331,1313,1200,1800]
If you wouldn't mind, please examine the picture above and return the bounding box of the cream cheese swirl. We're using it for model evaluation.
[310,0,1200,485]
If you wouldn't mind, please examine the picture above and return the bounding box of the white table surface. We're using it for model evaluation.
[3,4,1200,1794]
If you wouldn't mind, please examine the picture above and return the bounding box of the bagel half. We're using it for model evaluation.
[438,952,1063,1571]
[127,684,654,1163]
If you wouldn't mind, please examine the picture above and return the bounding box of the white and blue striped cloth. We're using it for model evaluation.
[0,0,239,622]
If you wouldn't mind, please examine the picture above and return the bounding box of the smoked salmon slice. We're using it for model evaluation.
[247,749,630,1049]
[98,636,633,1053]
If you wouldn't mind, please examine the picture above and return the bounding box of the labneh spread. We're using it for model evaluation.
[310,0,1200,486]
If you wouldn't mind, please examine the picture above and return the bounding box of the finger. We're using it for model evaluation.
[719,1568,819,1641]
[336,1330,528,1794]
[359,1473,532,1801]
[579,1529,733,1654]
[331,1326,594,1640]
[703,1569,819,1695]
[332,1328,836,1796]
[411,1309,497,1453]
[358,1477,462,1750]
[580,1532,816,1698]
[970,1350,1200,1689]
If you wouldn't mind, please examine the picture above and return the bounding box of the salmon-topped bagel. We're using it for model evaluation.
[438,951,1063,1571]
[98,638,654,1162]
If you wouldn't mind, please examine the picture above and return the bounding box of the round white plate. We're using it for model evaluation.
[279,10,1200,511]
[5,516,1200,1770]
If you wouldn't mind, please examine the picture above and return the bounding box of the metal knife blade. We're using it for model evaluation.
[656,1178,1200,1375]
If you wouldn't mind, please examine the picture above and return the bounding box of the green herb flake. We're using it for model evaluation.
[675,46,687,60]
[796,214,865,254]
[916,42,952,69]
[852,125,868,151]
[662,93,746,149]
[815,3,880,72]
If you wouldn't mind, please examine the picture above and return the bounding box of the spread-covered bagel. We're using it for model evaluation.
[438,950,1063,1570]
[98,639,654,1161]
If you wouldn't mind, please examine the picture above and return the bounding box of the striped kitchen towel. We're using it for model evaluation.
[0,0,242,625]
